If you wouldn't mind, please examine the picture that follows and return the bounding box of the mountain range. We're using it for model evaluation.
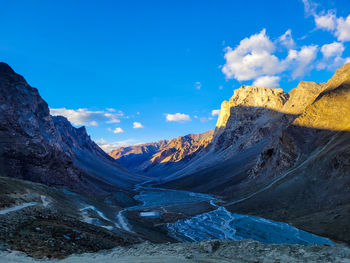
[110,130,214,176]
[112,63,350,244]
[0,61,349,259]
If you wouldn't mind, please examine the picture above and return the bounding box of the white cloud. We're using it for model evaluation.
[315,13,350,42]
[106,108,116,112]
[302,0,350,42]
[318,42,349,70]
[278,29,296,49]
[336,15,350,42]
[133,122,144,128]
[166,113,191,122]
[96,139,135,153]
[200,117,208,123]
[211,109,220,116]
[222,29,282,81]
[222,28,321,85]
[321,42,344,58]
[113,127,124,134]
[284,45,318,79]
[195,81,202,90]
[253,75,280,88]
[50,108,125,126]
[315,12,337,31]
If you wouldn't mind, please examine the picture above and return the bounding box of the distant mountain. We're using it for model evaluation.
[110,130,214,176]
[156,63,350,243]
[110,140,168,172]
[0,62,145,194]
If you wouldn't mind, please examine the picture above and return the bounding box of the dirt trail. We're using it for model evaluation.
[0,202,38,215]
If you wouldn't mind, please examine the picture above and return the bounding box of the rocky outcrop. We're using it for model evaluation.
[0,62,144,194]
[110,130,214,176]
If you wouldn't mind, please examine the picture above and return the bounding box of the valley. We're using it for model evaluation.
[0,61,349,262]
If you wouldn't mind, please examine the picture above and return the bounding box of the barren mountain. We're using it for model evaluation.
[0,62,146,194]
[110,130,214,176]
[158,63,350,243]
[110,140,168,173]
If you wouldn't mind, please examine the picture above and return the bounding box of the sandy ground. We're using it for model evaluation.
[0,240,349,263]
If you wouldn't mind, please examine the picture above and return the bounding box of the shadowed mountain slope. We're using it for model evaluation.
[0,62,145,194]
[157,63,350,243]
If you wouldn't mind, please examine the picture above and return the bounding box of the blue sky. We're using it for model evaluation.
[1,0,350,152]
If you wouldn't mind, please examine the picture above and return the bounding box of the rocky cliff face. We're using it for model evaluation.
[110,130,214,176]
[0,62,89,192]
[161,63,350,243]
[0,62,144,194]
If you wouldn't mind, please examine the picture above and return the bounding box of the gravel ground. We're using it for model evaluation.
[0,240,349,263]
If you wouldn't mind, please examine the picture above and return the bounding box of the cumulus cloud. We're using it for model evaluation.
[222,29,282,81]
[302,0,350,42]
[133,122,144,128]
[315,12,337,31]
[221,0,349,88]
[336,15,350,42]
[222,27,322,85]
[318,41,350,70]
[253,75,280,88]
[321,42,344,58]
[50,108,124,126]
[278,29,296,49]
[166,113,191,122]
[316,13,350,42]
[284,45,318,79]
[211,109,220,116]
[96,139,135,153]
[113,127,124,134]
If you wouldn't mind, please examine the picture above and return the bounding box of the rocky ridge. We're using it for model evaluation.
[0,63,89,193]
[110,130,214,175]
[0,62,145,194]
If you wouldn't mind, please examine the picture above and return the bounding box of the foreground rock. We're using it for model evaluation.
[0,240,349,262]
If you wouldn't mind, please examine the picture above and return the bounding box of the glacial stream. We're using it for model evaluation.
[121,182,334,246]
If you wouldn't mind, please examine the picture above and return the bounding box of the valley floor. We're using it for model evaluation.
[0,240,349,263]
